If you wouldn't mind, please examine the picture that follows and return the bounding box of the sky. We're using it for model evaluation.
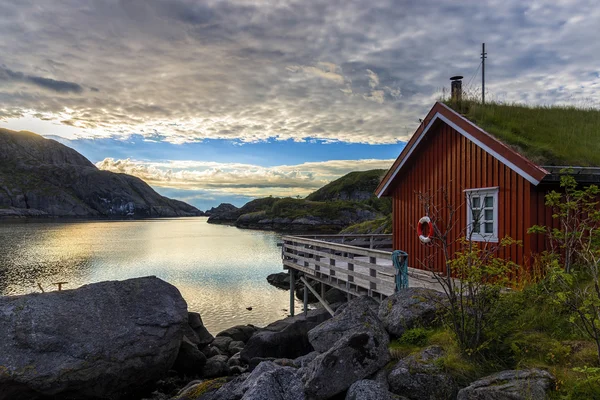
[1,0,599,210]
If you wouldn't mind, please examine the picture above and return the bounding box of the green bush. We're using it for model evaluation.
[398,327,431,347]
[568,367,600,399]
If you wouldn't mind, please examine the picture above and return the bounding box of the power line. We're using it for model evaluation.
[467,61,482,88]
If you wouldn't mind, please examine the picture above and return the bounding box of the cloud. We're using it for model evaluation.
[96,157,394,198]
[287,62,347,84]
[0,0,598,145]
[0,66,83,93]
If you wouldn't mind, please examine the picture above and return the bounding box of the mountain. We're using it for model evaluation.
[206,170,392,232]
[0,128,202,218]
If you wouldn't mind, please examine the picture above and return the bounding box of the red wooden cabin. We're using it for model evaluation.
[375,101,599,271]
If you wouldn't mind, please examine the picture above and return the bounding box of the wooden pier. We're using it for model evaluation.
[281,234,440,315]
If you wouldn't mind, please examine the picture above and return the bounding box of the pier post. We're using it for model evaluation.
[303,280,308,316]
[290,268,295,317]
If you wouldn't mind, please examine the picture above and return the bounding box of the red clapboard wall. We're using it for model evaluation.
[389,121,537,272]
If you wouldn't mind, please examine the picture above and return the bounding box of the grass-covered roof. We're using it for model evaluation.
[444,100,600,167]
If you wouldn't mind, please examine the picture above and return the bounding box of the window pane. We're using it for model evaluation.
[484,222,494,233]
[472,197,480,208]
[472,210,481,222]
[484,209,493,221]
[484,196,493,207]
[473,223,481,233]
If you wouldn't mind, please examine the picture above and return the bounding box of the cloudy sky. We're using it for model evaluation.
[1,0,598,210]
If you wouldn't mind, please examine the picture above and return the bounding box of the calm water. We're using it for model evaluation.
[0,217,299,333]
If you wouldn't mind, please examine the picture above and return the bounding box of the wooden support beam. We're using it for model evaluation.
[303,281,308,316]
[300,276,335,316]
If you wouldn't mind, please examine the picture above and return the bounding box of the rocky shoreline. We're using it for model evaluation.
[0,276,557,400]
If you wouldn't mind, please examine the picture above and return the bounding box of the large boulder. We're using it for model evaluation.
[190,361,303,400]
[388,346,458,400]
[240,307,331,362]
[173,336,208,376]
[211,336,234,353]
[457,369,555,400]
[267,272,291,290]
[216,325,257,343]
[378,288,446,337]
[345,380,401,400]
[0,276,188,400]
[240,364,305,400]
[189,312,215,346]
[203,355,230,378]
[308,296,382,352]
[302,329,391,399]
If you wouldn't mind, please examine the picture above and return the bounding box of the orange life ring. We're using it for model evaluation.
[417,216,433,243]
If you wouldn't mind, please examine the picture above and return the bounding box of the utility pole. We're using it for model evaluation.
[481,43,487,105]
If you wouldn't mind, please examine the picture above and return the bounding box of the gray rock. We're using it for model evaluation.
[189,312,215,346]
[227,352,242,367]
[203,355,230,378]
[303,329,391,399]
[212,336,234,353]
[202,345,222,358]
[345,380,399,400]
[216,325,257,343]
[293,351,320,368]
[335,295,380,316]
[308,296,383,353]
[228,340,245,356]
[0,276,188,400]
[457,369,555,400]
[183,325,202,346]
[273,358,297,368]
[202,362,284,400]
[248,357,277,372]
[173,336,208,376]
[241,307,331,362]
[388,346,458,400]
[378,288,446,337]
[241,364,305,400]
[228,366,247,376]
[370,368,390,391]
[267,272,291,290]
[324,287,347,304]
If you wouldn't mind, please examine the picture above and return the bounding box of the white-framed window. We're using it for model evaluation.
[465,187,499,242]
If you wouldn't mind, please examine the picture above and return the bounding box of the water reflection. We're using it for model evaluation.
[0,217,299,333]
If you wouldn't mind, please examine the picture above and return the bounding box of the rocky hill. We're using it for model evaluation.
[306,169,387,202]
[0,128,202,218]
[207,170,393,232]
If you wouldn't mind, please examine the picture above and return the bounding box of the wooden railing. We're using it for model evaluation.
[281,235,397,297]
[291,234,393,250]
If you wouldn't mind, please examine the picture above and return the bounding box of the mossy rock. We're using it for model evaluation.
[172,377,228,400]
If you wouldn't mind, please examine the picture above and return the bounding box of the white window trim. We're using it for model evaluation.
[464,187,499,243]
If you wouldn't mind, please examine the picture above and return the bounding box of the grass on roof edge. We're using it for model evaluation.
[443,99,600,167]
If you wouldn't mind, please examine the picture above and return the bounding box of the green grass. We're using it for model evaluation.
[306,169,392,214]
[444,100,600,166]
[340,215,392,234]
[386,284,600,398]
[307,169,387,201]
[267,197,377,220]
